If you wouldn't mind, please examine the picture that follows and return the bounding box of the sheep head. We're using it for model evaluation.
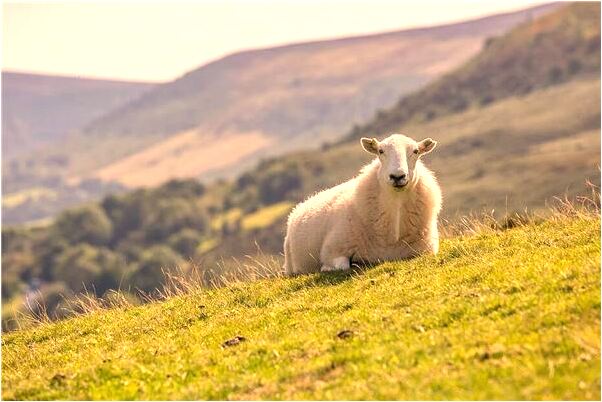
[361,134,436,192]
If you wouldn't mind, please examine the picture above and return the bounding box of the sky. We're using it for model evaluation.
[3,0,545,83]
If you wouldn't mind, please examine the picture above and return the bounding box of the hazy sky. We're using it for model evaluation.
[3,0,544,82]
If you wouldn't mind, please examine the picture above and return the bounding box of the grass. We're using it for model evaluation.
[210,208,243,231]
[2,187,57,208]
[2,211,600,400]
[241,202,294,231]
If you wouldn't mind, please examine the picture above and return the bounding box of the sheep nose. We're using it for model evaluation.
[389,173,407,182]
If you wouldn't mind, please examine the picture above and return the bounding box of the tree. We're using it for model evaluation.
[258,163,303,205]
[144,199,208,243]
[53,244,103,293]
[129,246,183,294]
[168,229,203,257]
[93,249,129,295]
[53,205,113,246]
[155,179,205,199]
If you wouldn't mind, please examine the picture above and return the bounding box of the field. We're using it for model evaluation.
[241,202,293,231]
[3,211,600,400]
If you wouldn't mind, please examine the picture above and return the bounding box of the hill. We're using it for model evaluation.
[2,2,599,323]
[345,1,600,140]
[2,213,600,400]
[67,3,557,186]
[1,72,156,225]
[1,72,155,159]
[1,4,558,225]
[199,3,601,261]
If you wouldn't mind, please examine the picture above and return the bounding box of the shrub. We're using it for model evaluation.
[129,246,184,294]
[53,205,113,246]
[144,199,208,243]
[52,244,104,293]
[168,229,203,257]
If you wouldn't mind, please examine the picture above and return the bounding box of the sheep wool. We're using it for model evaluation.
[284,134,442,275]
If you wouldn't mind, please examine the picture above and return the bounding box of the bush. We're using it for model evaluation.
[144,199,208,243]
[93,249,129,295]
[258,163,303,205]
[54,205,113,246]
[1,268,25,301]
[129,246,184,294]
[168,229,203,257]
[24,282,74,320]
[52,244,126,294]
[155,179,205,199]
[101,191,152,244]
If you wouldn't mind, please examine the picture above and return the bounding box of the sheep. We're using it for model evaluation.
[283,134,442,275]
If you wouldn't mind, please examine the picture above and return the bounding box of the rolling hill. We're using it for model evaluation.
[68,3,557,186]
[344,1,601,140]
[1,72,155,159]
[1,72,157,225]
[2,212,600,399]
[1,4,558,226]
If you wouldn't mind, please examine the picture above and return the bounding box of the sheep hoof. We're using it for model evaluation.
[321,257,350,272]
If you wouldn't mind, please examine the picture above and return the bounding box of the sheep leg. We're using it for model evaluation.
[321,256,350,272]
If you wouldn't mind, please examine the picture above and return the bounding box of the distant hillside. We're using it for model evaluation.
[1,72,155,159]
[71,3,557,187]
[1,72,155,224]
[345,2,600,140]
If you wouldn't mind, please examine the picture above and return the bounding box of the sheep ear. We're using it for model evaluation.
[361,137,379,154]
[417,138,437,155]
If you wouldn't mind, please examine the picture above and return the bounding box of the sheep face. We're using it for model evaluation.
[361,134,436,191]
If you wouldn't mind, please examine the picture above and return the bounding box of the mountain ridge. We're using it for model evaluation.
[2,71,156,159]
[85,2,558,139]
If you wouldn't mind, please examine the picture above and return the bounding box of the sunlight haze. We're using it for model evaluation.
[4,1,544,82]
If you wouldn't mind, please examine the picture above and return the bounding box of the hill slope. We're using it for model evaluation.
[203,74,600,261]
[346,2,600,140]
[70,4,557,186]
[197,2,600,260]
[1,72,155,159]
[2,214,600,400]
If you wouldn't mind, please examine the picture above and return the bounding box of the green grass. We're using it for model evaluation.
[2,214,600,400]
[210,208,243,231]
[2,187,57,208]
[241,202,293,231]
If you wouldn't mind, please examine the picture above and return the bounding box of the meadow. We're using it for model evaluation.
[2,204,600,400]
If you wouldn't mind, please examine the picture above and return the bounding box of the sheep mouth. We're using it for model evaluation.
[392,182,407,190]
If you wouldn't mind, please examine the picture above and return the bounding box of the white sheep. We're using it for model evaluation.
[284,134,442,275]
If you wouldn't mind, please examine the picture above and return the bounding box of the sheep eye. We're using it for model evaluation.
[378,149,384,155]
[413,149,419,155]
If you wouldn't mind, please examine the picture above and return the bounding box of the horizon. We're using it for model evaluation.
[3,0,545,83]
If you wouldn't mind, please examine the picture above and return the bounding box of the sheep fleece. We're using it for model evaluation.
[284,159,442,274]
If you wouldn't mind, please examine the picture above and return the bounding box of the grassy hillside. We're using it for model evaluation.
[2,213,600,400]
[346,2,600,140]
[2,2,599,324]
[250,78,600,218]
